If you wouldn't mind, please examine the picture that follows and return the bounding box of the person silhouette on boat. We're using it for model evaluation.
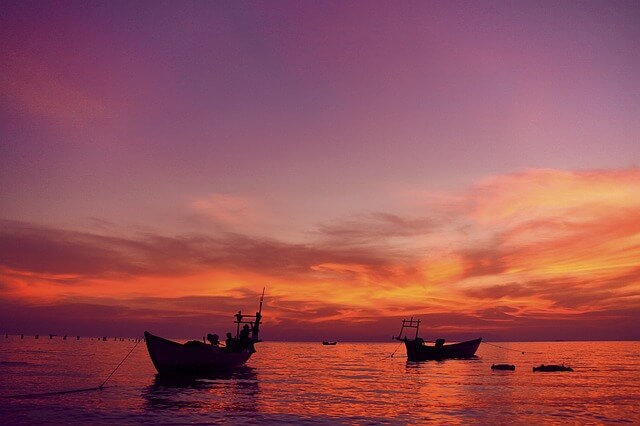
[207,333,220,346]
[225,332,237,351]
[239,324,251,349]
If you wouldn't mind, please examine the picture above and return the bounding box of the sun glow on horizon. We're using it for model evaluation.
[2,168,639,340]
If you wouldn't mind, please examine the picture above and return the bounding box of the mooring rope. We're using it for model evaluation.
[98,338,142,388]
[482,341,543,354]
[2,337,142,399]
[2,386,115,399]
[388,340,405,358]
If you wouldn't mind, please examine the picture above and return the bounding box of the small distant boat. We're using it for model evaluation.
[533,364,573,372]
[145,289,265,375]
[394,318,482,361]
[322,341,337,345]
[491,363,516,371]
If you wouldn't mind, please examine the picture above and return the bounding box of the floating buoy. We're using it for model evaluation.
[533,364,573,372]
[491,363,516,371]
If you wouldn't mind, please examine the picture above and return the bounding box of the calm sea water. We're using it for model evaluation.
[0,337,638,424]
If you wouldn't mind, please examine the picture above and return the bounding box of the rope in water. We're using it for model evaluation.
[2,386,114,399]
[482,341,543,354]
[99,338,142,388]
[388,340,405,358]
[2,337,142,399]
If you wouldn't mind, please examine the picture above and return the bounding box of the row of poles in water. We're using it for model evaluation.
[3,333,143,342]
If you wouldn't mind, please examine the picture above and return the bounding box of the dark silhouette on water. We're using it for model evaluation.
[322,341,337,345]
[492,363,516,371]
[151,366,257,388]
[145,289,265,375]
[393,317,482,361]
[143,366,259,413]
[533,364,573,372]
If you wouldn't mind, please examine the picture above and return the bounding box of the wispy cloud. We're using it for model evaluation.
[190,193,266,230]
[317,212,435,244]
[0,53,110,133]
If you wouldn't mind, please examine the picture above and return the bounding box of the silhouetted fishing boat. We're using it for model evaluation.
[322,341,337,345]
[145,289,265,375]
[533,364,573,372]
[393,317,482,361]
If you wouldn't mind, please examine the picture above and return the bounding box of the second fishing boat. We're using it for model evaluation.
[394,317,482,361]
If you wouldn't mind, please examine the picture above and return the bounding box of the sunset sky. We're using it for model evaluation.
[1,1,639,341]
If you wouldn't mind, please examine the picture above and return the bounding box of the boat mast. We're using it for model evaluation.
[233,287,265,341]
[258,287,265,316]
[252,287,265,340]
[394,317,420,340]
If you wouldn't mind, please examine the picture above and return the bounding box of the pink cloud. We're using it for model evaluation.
[0,53,110,133]
[190,193,268,231]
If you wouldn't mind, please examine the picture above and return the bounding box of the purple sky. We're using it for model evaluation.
[1,1,639,340]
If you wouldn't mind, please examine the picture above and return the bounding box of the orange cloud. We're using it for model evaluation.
[1,168,639,340]
[468,168,640,225]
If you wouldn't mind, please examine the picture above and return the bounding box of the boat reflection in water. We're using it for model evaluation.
[143,366,259,414]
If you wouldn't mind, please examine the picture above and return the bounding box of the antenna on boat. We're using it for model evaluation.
[258,287,265,316]
[252,287,265,341]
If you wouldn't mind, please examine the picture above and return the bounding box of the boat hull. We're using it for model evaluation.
[144,331,253,375]
[404,338,482,361]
